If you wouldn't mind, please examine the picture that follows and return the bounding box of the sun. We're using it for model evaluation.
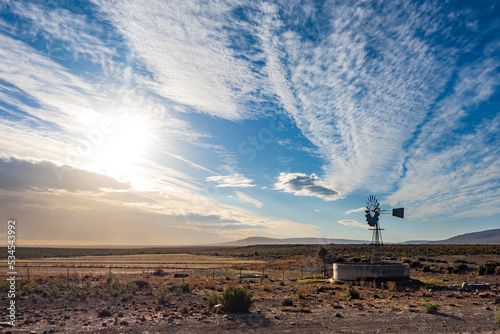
[91,114,152,176]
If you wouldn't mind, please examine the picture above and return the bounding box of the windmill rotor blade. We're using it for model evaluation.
[392,208,404,219]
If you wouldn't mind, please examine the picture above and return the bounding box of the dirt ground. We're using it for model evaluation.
[2,254,500,333]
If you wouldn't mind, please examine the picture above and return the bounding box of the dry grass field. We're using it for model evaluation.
[1,245,499,333]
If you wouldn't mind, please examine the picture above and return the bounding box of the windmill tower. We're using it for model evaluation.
[365,195,404,262]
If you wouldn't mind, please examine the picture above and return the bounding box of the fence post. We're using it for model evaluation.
[27,266,30,281]
[67,266,69,281]
[212,268,215,280]
[282,268,285,281]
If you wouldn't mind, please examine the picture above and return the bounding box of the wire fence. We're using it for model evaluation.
[2,264,333,282]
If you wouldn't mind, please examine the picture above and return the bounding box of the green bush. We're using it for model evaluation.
[156,287,172,304]
[207,292,221,309]
[495,310,500,325]
[410,261,421,269]
[347,287,360,299]
[421,302,438,314]
[453,259,467,264]
[219,286,253,313]
[478,261,498,275]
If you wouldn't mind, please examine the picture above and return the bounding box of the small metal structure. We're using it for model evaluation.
[364,195,404,262]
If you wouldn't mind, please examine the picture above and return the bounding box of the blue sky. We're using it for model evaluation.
[0,0,499,245]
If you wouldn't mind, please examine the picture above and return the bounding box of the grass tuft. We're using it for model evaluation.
[421,302,438,314]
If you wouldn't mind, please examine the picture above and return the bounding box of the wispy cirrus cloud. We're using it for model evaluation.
[235,191,263,208]
[387,114,500,219]
[254,1,499,220]
[206,174,255,188]
[275,172,341,201]
[338,220,370,230]
[91,0,265,121]
[345,207,367,215]
[7,1,116,68]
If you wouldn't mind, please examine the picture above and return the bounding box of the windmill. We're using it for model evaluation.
[365,195,404,262]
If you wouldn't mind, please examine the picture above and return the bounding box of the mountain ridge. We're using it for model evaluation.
[213,228,500,246]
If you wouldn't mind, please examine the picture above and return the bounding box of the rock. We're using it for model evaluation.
[97,309,113,317]
[118,312,124,317]
[102,322,107,327]
[316,287,324,293]
[213,304,224,313]
[335,313,342,318]
[120,321,129,326]
[0,322,14,328]
[167,317,175,323]
[282,299,294,306]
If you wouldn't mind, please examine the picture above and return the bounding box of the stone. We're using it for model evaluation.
[282,299,293,306]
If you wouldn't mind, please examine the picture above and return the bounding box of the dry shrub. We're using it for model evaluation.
[261,279,271,291]
[205,277,216,290]
[296,285,314,299]
[387,281,397,291]
[54,273,66,280]
[188,277,202,290]
[180,305,190,314]
[225,280,239,289]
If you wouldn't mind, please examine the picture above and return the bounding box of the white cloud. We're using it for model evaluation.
[345,207,367,215]
[206,174,255,188]
[274,172,341,201]
[338,220,370,230]
[9,1,116,68]
[235,191,263,208]
[91,0,264,121]
[0,33,100,131]
[254,2,499,220]
[387,114,500,219]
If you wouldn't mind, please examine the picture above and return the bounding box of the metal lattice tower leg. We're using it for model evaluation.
[371,223,384,262]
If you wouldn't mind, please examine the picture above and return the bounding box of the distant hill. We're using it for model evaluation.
[427,228,500,244]
[213,236,369,247]
[213,228,500,247]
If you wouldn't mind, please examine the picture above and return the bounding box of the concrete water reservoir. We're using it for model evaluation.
[333,262,410,281]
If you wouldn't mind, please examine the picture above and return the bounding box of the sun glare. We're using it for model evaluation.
[92,115,152,175]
